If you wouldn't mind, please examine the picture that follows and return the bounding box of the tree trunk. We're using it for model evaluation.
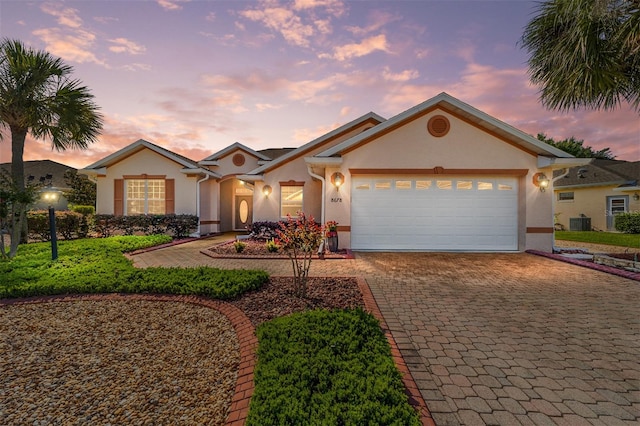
[9,126,27,258]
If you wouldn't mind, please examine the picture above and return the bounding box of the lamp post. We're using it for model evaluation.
[48,205,58,260]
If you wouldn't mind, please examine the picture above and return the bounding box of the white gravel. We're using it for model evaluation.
[0,299,239,425]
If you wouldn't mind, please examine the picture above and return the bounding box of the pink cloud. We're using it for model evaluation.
[325,34,390,61]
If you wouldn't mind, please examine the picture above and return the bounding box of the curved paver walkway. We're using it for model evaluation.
[133,238,640,425]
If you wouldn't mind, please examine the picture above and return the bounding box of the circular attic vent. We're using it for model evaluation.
[427,115,450,137]
[232,153,245,166]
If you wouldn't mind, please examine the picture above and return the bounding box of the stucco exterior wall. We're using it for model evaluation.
[210,149,263,176]
[322,110,554,251]
[554,185,640,231]
[253,120,375,224]
[95,148,198,215]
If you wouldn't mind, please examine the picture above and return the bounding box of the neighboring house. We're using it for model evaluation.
[0,160,74,210]
[82,92,585,252]
[553,159,640,231]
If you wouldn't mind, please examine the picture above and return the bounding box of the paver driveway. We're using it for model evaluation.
[133,241,640,425]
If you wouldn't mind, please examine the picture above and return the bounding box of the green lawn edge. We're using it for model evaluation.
[555,231,640,248]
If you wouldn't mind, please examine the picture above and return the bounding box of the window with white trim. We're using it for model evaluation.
[281,185,303,217]
[126,179,165,214]
[558,191,574,202]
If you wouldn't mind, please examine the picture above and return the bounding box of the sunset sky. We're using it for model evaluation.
[1,0,638,170]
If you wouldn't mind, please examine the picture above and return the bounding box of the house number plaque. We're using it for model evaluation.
[331,197,342,203]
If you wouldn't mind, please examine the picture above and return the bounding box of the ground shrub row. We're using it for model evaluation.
[0,236,268,299]
[247,309,421,425]
[615,212,640,234]
[26,212,199,241]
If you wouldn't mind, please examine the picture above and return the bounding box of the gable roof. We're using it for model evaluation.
[315,92,573,159]
[554,159,640,188]
[244,111,386,176]
[200,141,271,162]
[82,139,219,177]
[0,160,75,189]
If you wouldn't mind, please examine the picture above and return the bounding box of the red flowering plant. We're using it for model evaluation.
[276,212,323,298]
[324,220,338,237]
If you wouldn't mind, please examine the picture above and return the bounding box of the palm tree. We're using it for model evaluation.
[0,38,102,258]
[521,0,640,113]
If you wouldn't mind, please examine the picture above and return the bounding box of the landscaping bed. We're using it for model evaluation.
[206,238,354,259]
[230,276,364,326]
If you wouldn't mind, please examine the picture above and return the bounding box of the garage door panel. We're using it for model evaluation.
[351,176,518,251]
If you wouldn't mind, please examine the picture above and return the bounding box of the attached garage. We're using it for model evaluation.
[350,176,519,251]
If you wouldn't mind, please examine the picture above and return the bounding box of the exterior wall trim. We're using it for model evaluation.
[526,227,554,234]
[349,168,529,176]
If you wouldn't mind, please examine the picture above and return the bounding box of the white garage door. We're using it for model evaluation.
[351,176,518,251]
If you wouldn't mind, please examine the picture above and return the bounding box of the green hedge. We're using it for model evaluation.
[27,210,84,241]
[0,236,268,299]
[247,309,420,425]
[615,212,640,234]
[93,214,198,238]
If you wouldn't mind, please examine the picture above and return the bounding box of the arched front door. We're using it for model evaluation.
[235,195,253,230]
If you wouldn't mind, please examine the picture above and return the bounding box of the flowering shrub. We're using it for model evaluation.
[276,212,323,297]
[325,220,338,237]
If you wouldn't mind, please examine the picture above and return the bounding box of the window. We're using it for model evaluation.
[126,179,165,214]
[416,180,431,190]
[478,181,493,190]
[558,192,574,202]
[457,180,473,190]
[355,183,370,190]
[395,180,411,190]
[437,180,452,190]
[281,185,303,217]
[375,181,391,190]
[498,183,513,191]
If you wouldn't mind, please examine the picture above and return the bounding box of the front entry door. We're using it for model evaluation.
[235,195,253,230]
[606,195,628,230]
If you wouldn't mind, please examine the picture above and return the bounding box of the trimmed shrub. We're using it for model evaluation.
[615,212,640,234]
[72,205,95,216]
[247,309,420,425]
[56,211,82,240]
[249,221,281,240]
[27,210,51,241]
[90,214,198,238]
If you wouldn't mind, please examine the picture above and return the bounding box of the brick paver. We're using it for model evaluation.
[132,237,640,425]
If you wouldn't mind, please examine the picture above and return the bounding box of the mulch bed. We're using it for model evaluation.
[229,277,364,326]
[206,239,354,259]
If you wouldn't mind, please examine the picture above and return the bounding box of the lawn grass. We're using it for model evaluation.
[555,231,640,248]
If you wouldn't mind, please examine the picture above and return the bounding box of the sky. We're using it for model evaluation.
[1,0,638,170]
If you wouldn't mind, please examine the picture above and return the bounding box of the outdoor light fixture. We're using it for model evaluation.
[262,184,272,197]
[533,172,550,192]
[331,172,344,190]
[634,193,639,201]
[42,191,60,202]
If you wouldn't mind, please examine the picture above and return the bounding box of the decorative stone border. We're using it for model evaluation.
[526,250,640,282]
[593,253,640,273]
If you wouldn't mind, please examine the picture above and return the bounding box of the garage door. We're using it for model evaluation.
[351,176,518,251]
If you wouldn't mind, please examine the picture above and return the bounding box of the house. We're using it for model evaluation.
[553,159,640,231]
[0,160,74,210]
[82,92,585,252]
